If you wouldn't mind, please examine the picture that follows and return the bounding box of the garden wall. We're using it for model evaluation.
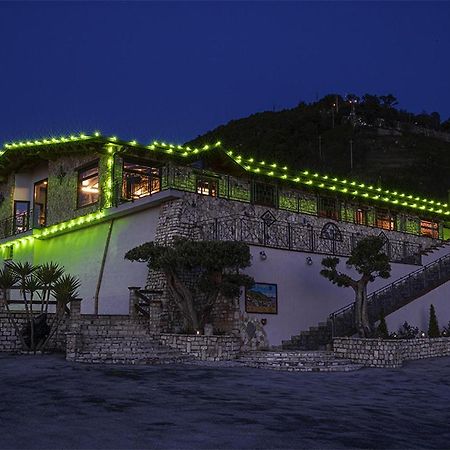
[159,333,241,361]
[333,337,450,368]
[0,311,67,353]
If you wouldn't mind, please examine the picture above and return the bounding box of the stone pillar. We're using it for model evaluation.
[66,299,82,362]
[128,287,141,319]
[149,300,162,335]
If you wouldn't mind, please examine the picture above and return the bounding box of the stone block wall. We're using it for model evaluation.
[333,337,450,368]
[159,333,241,361]
[0,312,67,353]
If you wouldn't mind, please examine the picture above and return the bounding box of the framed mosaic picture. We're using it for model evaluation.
[245,283,278,314]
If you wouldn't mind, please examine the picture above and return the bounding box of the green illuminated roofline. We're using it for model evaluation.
[2,131,449,218]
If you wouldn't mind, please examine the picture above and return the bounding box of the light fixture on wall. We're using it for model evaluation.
[261,318,267,326]
[306,256,313,266]
[259,251,267,261]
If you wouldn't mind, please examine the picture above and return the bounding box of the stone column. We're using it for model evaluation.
[128,287,141,319]
[148,300,162,335]
[66,299,82,361]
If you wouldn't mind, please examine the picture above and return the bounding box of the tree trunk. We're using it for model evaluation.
[354,279,371,337]
[165,269,199,333]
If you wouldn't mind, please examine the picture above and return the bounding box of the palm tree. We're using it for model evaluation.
[35,262,64,313]
[38,274,81,351]
[6,261,38,350]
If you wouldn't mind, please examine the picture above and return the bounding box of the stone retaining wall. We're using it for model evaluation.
[333,337,450,368]
[0,312,67,353]
[159,333,241,361]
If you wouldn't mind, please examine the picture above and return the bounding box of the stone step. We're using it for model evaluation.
[74,354,193,365]
[235,351,363,372]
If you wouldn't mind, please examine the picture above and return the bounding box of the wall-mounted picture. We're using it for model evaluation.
[245,283,278,314]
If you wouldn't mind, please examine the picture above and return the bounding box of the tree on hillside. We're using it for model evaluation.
[125,238,254,333]
[320,236,391,337]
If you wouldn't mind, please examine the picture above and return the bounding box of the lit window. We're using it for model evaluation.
[355,207,368,226]
[376,209,396,231]
[420,219,439,238]
[122,160,160,201]
[318,197,339,220]
[78,164,99,207]
[33,179,48,227]
[253,182,276,207]
[196,177,218,197]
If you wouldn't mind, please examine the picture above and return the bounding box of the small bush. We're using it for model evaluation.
[390,321,419,339]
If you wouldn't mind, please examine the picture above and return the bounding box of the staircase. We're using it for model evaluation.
[72,318,193,365]
[236,351,363,372]
[283,248,450,350]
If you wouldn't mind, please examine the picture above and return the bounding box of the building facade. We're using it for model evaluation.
[1,133,449,346]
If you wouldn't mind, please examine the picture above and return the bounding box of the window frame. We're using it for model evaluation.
[13,200,31,235]
[420,218,439,238]
[33,178,48,228]
[318,196,340,221]
[375,208,396,231]
[252,181,277,208]
[196,175,219,197]
[354,206,368,226]
[77,161,100,209]
[121,157,162,202]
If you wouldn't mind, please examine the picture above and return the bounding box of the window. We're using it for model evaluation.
[122,160,161,201]
[78,164,99,207]
[420,219,439,238]
[253,182,276,207]
[376,209,396,231]
[318,197,339,220]
[13,201,30,234]
[33,179,48,227]
[355,207,368,226]
[196,177,218,197]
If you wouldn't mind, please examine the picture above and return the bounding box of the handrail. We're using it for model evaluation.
[330,249,450,322]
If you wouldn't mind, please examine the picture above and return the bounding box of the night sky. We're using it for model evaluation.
[1,2,450,146]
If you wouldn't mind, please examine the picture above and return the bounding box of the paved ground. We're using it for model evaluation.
[1,355,450,450]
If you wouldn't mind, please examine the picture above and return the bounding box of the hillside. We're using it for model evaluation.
[186,94,450,201]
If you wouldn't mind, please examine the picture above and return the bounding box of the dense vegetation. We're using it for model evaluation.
[186,94,450,201]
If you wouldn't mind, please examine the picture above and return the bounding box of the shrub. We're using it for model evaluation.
[390,321,419,339]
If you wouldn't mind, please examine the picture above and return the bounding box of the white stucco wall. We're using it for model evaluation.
[1,206,160,315]
[240,245,450,346]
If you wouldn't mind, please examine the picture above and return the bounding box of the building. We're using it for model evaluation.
[1,132,450,348]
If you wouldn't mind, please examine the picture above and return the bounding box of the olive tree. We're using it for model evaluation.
[320,236,391,337]
[125,238,254,333]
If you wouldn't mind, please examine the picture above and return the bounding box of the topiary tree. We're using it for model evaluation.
[428,304,440,338]
[125,238,254,333]
[321,236,391,337]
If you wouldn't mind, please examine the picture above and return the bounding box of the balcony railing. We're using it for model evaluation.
[187,215,422,265]
[0,210,43,240]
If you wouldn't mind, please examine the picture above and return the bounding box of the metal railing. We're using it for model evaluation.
[187,215,422,264]
[0,209,44,240]
[329,251,450,337]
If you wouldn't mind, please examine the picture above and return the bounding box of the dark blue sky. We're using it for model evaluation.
[1,2,449,145]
